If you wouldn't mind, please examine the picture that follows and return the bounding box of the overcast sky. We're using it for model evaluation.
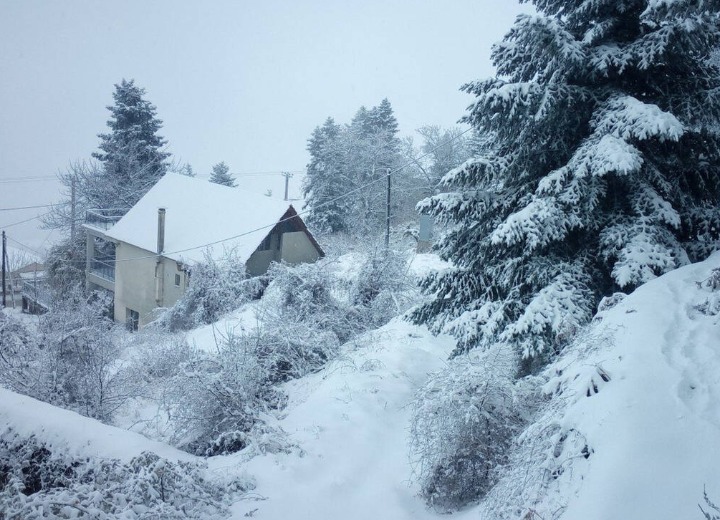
[0,0,529,252]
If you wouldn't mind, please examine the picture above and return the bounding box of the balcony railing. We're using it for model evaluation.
[89,258,115,282]
[21,279,51,309]
[84,208,127,230]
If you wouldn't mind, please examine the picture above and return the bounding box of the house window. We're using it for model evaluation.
[126,308,139,332]
[174,273,181,287]
[258,234,272,251]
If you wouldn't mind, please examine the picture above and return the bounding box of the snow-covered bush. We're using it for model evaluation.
[36,291,128,422]
[0,291,129,423]
[0,312,42,397]
[159,249,263,331]
[256,261,360,382]
[695,267,720,316]
[410,348,540,511]
[0,429,229,519]
[163,331,285,456]
[351,248,415,328]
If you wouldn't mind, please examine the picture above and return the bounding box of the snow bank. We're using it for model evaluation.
[485,252,720,519]
[0,388,195,463]
[558,253,720,519]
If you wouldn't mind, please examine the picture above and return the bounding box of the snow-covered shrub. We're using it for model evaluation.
[35,291,127,422]
[695,267,720,316]
[0,291,128,423]
[476,327,615,519]
[409,348,539,511]
[163,331,285,456]
[160,249,263,331]
[256,261,360,382]
[0,429,229,519]
[351,248,415,328]
[0,312,42,397]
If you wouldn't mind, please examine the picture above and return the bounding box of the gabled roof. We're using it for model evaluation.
[11,262,45,275]
[105,173,302,264]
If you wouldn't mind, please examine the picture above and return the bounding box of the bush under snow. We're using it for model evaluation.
[409,347,542,511]
[0,429,230,519]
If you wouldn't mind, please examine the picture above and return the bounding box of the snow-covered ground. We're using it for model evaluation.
[1,252,719,518]
[212,320,455,519]
[542,253,720,519]
[0,388,195,464]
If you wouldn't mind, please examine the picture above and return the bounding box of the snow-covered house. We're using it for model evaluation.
[83,173,324,329]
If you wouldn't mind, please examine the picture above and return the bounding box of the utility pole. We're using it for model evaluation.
[282,171,293,201]
[385,168,391,250]
[70,175,77,242]
[2,231,6,308]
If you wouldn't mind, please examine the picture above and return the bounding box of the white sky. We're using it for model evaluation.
[0,0,529,252]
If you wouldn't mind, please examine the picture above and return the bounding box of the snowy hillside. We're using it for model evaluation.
[213,253,720,519]
[479,253,720,519]
[1,253,719,518]
[0,388,194,464]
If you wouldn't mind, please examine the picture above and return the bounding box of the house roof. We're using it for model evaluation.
[11,262,45,275]
[105,173,305,264]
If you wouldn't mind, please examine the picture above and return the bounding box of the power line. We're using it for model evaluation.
[0,170,305,184]
[0,203,65,212]
[1,211,53,229]
[6,236,46,257]
[0,176,59,184]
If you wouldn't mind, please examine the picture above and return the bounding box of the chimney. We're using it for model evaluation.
[157,208,166,254]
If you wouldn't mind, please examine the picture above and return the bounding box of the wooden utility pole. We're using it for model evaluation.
[70,176,77,242]
[385,168,391,249]
[1,231,6,308]
[282,171,293,201]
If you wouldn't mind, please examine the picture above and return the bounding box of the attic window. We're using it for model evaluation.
[258,234,272,251]
[174,273,181,287]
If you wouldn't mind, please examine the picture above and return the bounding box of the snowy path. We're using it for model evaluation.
[210,320,456,520]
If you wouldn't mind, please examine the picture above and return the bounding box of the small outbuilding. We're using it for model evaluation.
[84,173,324,329]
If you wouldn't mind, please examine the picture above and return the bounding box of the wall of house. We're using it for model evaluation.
[113,242,187,328]
[246,250,276,276]
[280,231,322,265]
[246,232,281,276]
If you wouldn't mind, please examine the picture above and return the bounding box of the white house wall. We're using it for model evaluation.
[113,242,187,327]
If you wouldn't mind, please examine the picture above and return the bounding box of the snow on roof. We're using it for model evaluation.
[18,270,45,280]
[105,173,295,264]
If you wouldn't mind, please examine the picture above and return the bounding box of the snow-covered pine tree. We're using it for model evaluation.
[414,0,720,365]
[44,80,170,293]
[303,100,404,236]
[209,161,237,187]
[92,79,170,208]
[303,118,350,233]
[345,100,403,232]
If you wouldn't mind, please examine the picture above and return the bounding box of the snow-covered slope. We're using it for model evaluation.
[214,253,720,519]
[0,388,195,464]
[2,252,718,519]
[482,252,720,519]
